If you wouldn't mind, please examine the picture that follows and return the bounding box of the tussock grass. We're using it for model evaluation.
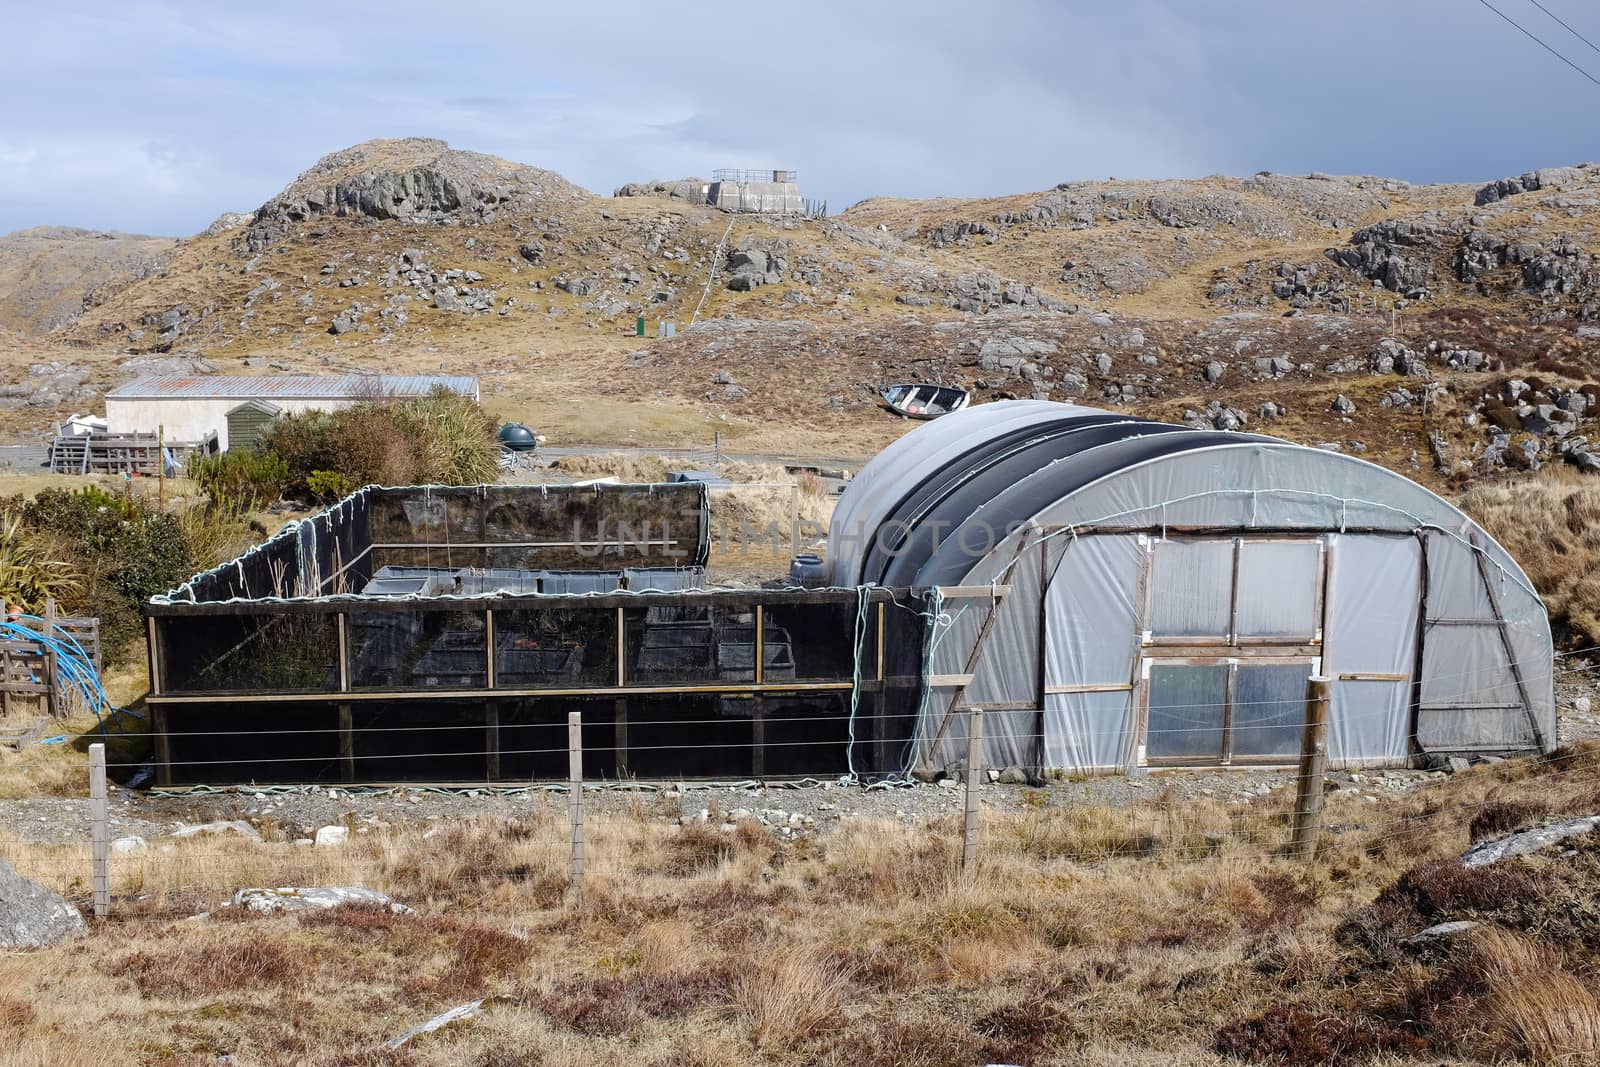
[1462,467,1600,643]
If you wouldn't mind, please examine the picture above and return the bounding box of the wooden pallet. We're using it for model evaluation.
[46,431,218,475]
[0,605,101,747]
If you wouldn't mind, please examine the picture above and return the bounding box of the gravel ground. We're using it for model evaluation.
[0,766,1492,847]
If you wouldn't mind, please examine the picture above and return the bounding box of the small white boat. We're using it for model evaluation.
[879,383,971,420]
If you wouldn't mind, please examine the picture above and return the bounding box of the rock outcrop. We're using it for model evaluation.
[0,856,87,947]
[240,138,586,253]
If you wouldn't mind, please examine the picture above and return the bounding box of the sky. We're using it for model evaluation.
[1,0,1597,236]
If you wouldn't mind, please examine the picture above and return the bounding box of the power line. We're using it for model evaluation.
[1475,0,1600,90]
[1525,0,1600,59]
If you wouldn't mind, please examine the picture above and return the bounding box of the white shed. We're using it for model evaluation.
[104,374,480,451]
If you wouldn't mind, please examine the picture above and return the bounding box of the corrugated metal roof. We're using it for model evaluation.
[105,374,479,400]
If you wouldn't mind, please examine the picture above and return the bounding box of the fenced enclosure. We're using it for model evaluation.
[143,481,930,785]
[145,586,926,785]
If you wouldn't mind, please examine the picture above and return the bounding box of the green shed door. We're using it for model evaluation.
[225,399,282,453]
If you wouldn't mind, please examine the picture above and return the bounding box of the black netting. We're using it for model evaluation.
[365,484,708,571]
[349,609,486,690]
[147,589,922,783]
[493,607,618,687]
[158,613,340,694]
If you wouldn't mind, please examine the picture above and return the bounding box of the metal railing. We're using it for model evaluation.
[712,168,797,183]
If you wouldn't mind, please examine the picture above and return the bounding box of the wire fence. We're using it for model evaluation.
[7,708,1600,916]
[3,643,1596,916]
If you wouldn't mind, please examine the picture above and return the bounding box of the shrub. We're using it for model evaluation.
[1469,798,1551,843]
[0,513,80,612]
[261,390,499,502]
[261,410,340,499]
[1213,1004,1427,1064]
[407,387,500,485]
[108,933,301,998]
[306,469,359,503]
[15,487,200,657]
[188,450,289,509]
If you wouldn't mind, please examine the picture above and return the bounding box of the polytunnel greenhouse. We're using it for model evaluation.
[827,400,1555,777]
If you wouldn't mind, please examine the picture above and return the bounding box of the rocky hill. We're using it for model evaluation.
[1,139,1598,483]
[0,226,177,336]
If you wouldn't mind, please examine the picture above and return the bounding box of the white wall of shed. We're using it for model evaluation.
[105,397,362,451]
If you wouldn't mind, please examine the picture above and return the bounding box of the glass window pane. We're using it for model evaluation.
[1149,541,1233,638]
[1236,542,1321,639]
[1232,663,1312,759]
[1147,664,1227,760]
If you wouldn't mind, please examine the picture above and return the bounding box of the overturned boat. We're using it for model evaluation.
[879,383,970,419]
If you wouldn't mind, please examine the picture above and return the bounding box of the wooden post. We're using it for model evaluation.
[485,702,500,781]
[89,742,109,920]
[152,706,173,787]
[157,424,165,505]
[614,697,629,779]
[789,483,801,556]
[962,707,984,875]
[42,598,58,720]
[1291,676,1332,861]
[568,712,584,891]
[1,647,11,721]
[753,604,766,778]
[339,703,354,783]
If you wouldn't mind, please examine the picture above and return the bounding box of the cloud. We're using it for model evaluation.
[1,0,1596,234]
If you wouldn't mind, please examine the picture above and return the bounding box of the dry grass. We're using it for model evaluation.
[1463,467,1600,644]
[1465,928,1600,1062]
[4,747,1600,1063]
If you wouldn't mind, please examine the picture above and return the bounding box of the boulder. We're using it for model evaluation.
[1461,815,1600,868]
[0,856,87,947]
[557,276,598,297]
[314,825,350,848]
[1406,920,1480,945]
[172,820,261,840]
[111,836,147,854]
[232,886,413,914]
[1331,394,1357,415]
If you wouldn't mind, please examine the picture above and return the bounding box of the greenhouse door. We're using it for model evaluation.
[1138,536,1326,767]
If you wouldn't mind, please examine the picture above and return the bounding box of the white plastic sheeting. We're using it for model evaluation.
[1040,534,1141,771]
[877,404,1555,775]
[1148,540,1234,637]
[1323,535,1419,767]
